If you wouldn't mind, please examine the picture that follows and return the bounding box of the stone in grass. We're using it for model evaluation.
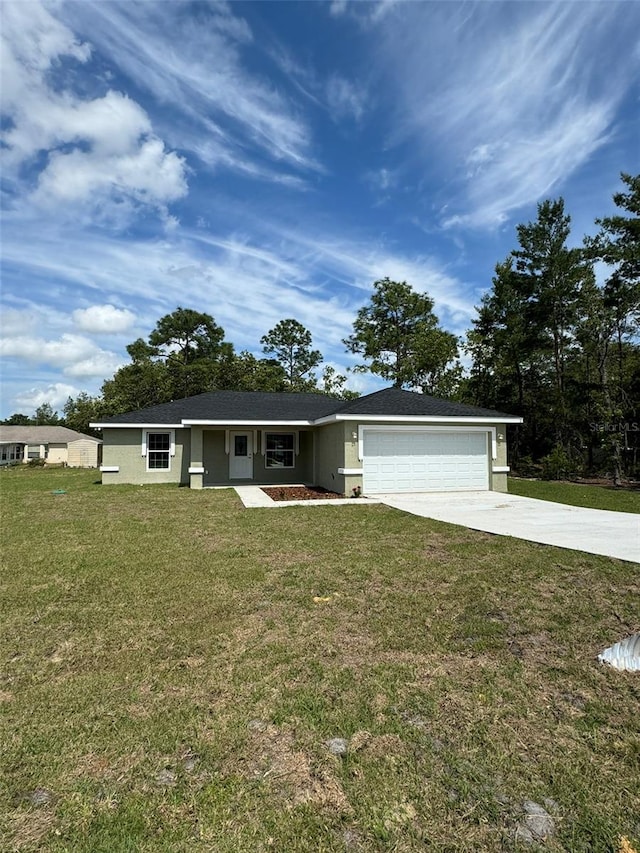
[326,737,349,756]
[155,768,176,787]
[26,788,54,806]
[515,800,556,844]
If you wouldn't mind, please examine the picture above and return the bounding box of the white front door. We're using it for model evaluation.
[229,431,253,479]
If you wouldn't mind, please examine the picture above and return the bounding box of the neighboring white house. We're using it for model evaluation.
[0,426,102,468]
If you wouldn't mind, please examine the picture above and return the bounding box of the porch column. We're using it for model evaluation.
[189,426,204,489]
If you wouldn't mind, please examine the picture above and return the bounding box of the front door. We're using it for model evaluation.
[229,431,253,479]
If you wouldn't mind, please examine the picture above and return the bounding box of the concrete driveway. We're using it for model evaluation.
[376,491,639,563]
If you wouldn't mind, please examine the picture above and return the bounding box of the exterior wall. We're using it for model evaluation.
[202,428,314,486]
[67,439,101,468]
[314,421,349,495]
[101,428,190,485]
[493,423,509,493]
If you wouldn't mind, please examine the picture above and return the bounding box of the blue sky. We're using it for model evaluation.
[1,0,638,418]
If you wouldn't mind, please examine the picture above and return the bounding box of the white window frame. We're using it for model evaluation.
[142,429,175,472]
[263,431,297,469]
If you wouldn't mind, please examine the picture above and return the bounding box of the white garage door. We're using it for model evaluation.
[363,430,489,493]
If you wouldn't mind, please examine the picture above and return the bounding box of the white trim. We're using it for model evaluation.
[314,413,522,425]
[338,468,362,475]
[100,465,119,473]
[263,430,297,470]
[358,425,498,461]
[492,466,510,473]
[91,422,182,429]
[143,428,175,472]
[184,419,312,426]
[188,466,205,474]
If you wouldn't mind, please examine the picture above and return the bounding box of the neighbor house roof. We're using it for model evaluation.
[93,388,522,427]
[0,426,102,444]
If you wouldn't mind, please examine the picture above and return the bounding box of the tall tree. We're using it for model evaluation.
[148,307,230,399]
[101,337,169,413]
[513,199,591,448]
[583,173,640,483]
[63,393,104,437]
[261,319,323,391]
[34,403,61,425]
[343,277,460,395]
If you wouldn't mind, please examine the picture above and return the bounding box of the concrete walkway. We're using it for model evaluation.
[233,486,380,509]
[376,491,639,563]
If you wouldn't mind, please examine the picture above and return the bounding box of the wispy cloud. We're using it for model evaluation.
[374,2,638,227]
[61,1,320,178]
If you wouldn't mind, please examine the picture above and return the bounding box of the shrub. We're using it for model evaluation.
[541,446,574,480]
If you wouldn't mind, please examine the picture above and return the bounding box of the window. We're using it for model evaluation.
[27,444,41,460]
[147,432,171,470]
[265,433,295,468]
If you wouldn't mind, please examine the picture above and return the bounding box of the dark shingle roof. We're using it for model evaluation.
[332,388,517,419]
[97,391,341,424]
[96,387,519,426]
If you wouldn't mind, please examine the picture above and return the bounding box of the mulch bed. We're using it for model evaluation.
[261,486,345,501]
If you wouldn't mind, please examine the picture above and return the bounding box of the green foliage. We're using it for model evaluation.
[465,177,640,483]
[63,392,104,436]
[261,318,323,390]
[343,277,460,395]
[540,445,575,481]
[2,412,33,425]
[34,402,61,425]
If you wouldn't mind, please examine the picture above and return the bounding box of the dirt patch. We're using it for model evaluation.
[262,486,345,501]
[241,721,352,814]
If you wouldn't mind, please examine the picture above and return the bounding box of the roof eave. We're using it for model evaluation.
[312,414,524,425]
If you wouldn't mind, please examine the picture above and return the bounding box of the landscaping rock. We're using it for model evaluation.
[326,737,348,756]
[515,800,556,844]
[155,768,176,787]
[26,788,53,806]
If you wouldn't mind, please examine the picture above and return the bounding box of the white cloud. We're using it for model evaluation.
[0,332,123,377]
[14,383,81,412]
[72,305,136,334]
[326,75,367,122]
[1,1,188,219]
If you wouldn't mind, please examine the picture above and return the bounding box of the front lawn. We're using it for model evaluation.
[2,468,639,852]
[509,476,640,514]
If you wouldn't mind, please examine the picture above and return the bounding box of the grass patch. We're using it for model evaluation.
[509,476,640,514]
[2,467,639,851]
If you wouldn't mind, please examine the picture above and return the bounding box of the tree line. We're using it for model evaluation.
[4,173,638,482]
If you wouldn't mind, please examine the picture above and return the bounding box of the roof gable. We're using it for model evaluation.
[332,388,517,420]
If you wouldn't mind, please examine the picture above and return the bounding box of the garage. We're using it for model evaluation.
[362,428,490,493]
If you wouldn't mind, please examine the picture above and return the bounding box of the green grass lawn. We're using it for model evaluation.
[2,468,639,852]
[508,477,640,514]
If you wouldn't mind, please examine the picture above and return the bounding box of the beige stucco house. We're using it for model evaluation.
[92,388,522,495]
[0,426,102,468]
